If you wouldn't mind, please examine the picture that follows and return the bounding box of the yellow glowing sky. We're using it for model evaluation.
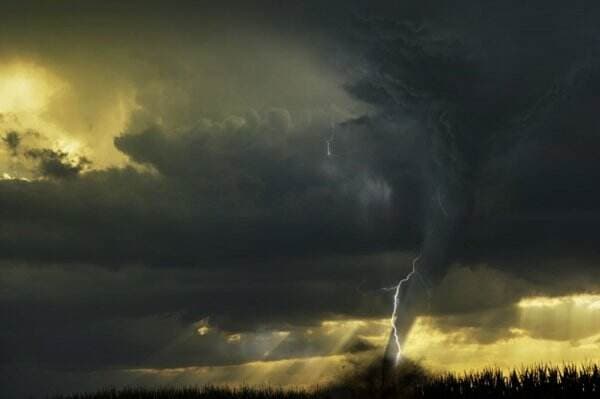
[0,54,360,181]
[0,64,56,113]
[406,294,600,372]
[0,61,135,179]
[124,294,600,388]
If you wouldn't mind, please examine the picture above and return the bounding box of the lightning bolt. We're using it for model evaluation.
[436,189,448,218]
[326,114,336,157]
[389,254,421,366]
[323,108,434,366]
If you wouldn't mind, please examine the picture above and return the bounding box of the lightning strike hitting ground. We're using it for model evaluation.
[390,254,421,366]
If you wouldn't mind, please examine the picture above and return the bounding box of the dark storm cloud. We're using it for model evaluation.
[0,255,400,373]
[24,148,91,178]
[0,113,419,266]
[340,0,600,276]
[0,0,597,312]
[3,1,600,397]
[0,129,91,179]
[329,1,600,357]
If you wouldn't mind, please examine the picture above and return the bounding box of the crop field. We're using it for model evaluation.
[50,363,600,399]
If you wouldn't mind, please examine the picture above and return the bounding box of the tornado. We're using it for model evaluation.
[338,10,595,370]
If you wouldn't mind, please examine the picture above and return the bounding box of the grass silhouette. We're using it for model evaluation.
[49,362,600,398]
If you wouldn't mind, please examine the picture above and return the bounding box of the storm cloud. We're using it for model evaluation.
[2,0,600,397]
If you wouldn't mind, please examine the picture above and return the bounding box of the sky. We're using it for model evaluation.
[2,1,600,397]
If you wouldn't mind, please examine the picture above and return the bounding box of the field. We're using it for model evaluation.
[50,363,600,398]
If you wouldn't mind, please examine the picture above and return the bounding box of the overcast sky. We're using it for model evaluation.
[2,1,600,397]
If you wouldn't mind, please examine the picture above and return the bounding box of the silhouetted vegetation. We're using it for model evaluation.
[421,364,600,399]
[48,386,327,399]
[49,363,600,398]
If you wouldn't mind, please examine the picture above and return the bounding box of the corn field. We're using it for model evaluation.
[50,364,600,399]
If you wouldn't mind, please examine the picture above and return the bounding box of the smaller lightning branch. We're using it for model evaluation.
[326,137,333,157]
[389,254,421,366]
[436,189,448,218]
[326,115,336,157]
